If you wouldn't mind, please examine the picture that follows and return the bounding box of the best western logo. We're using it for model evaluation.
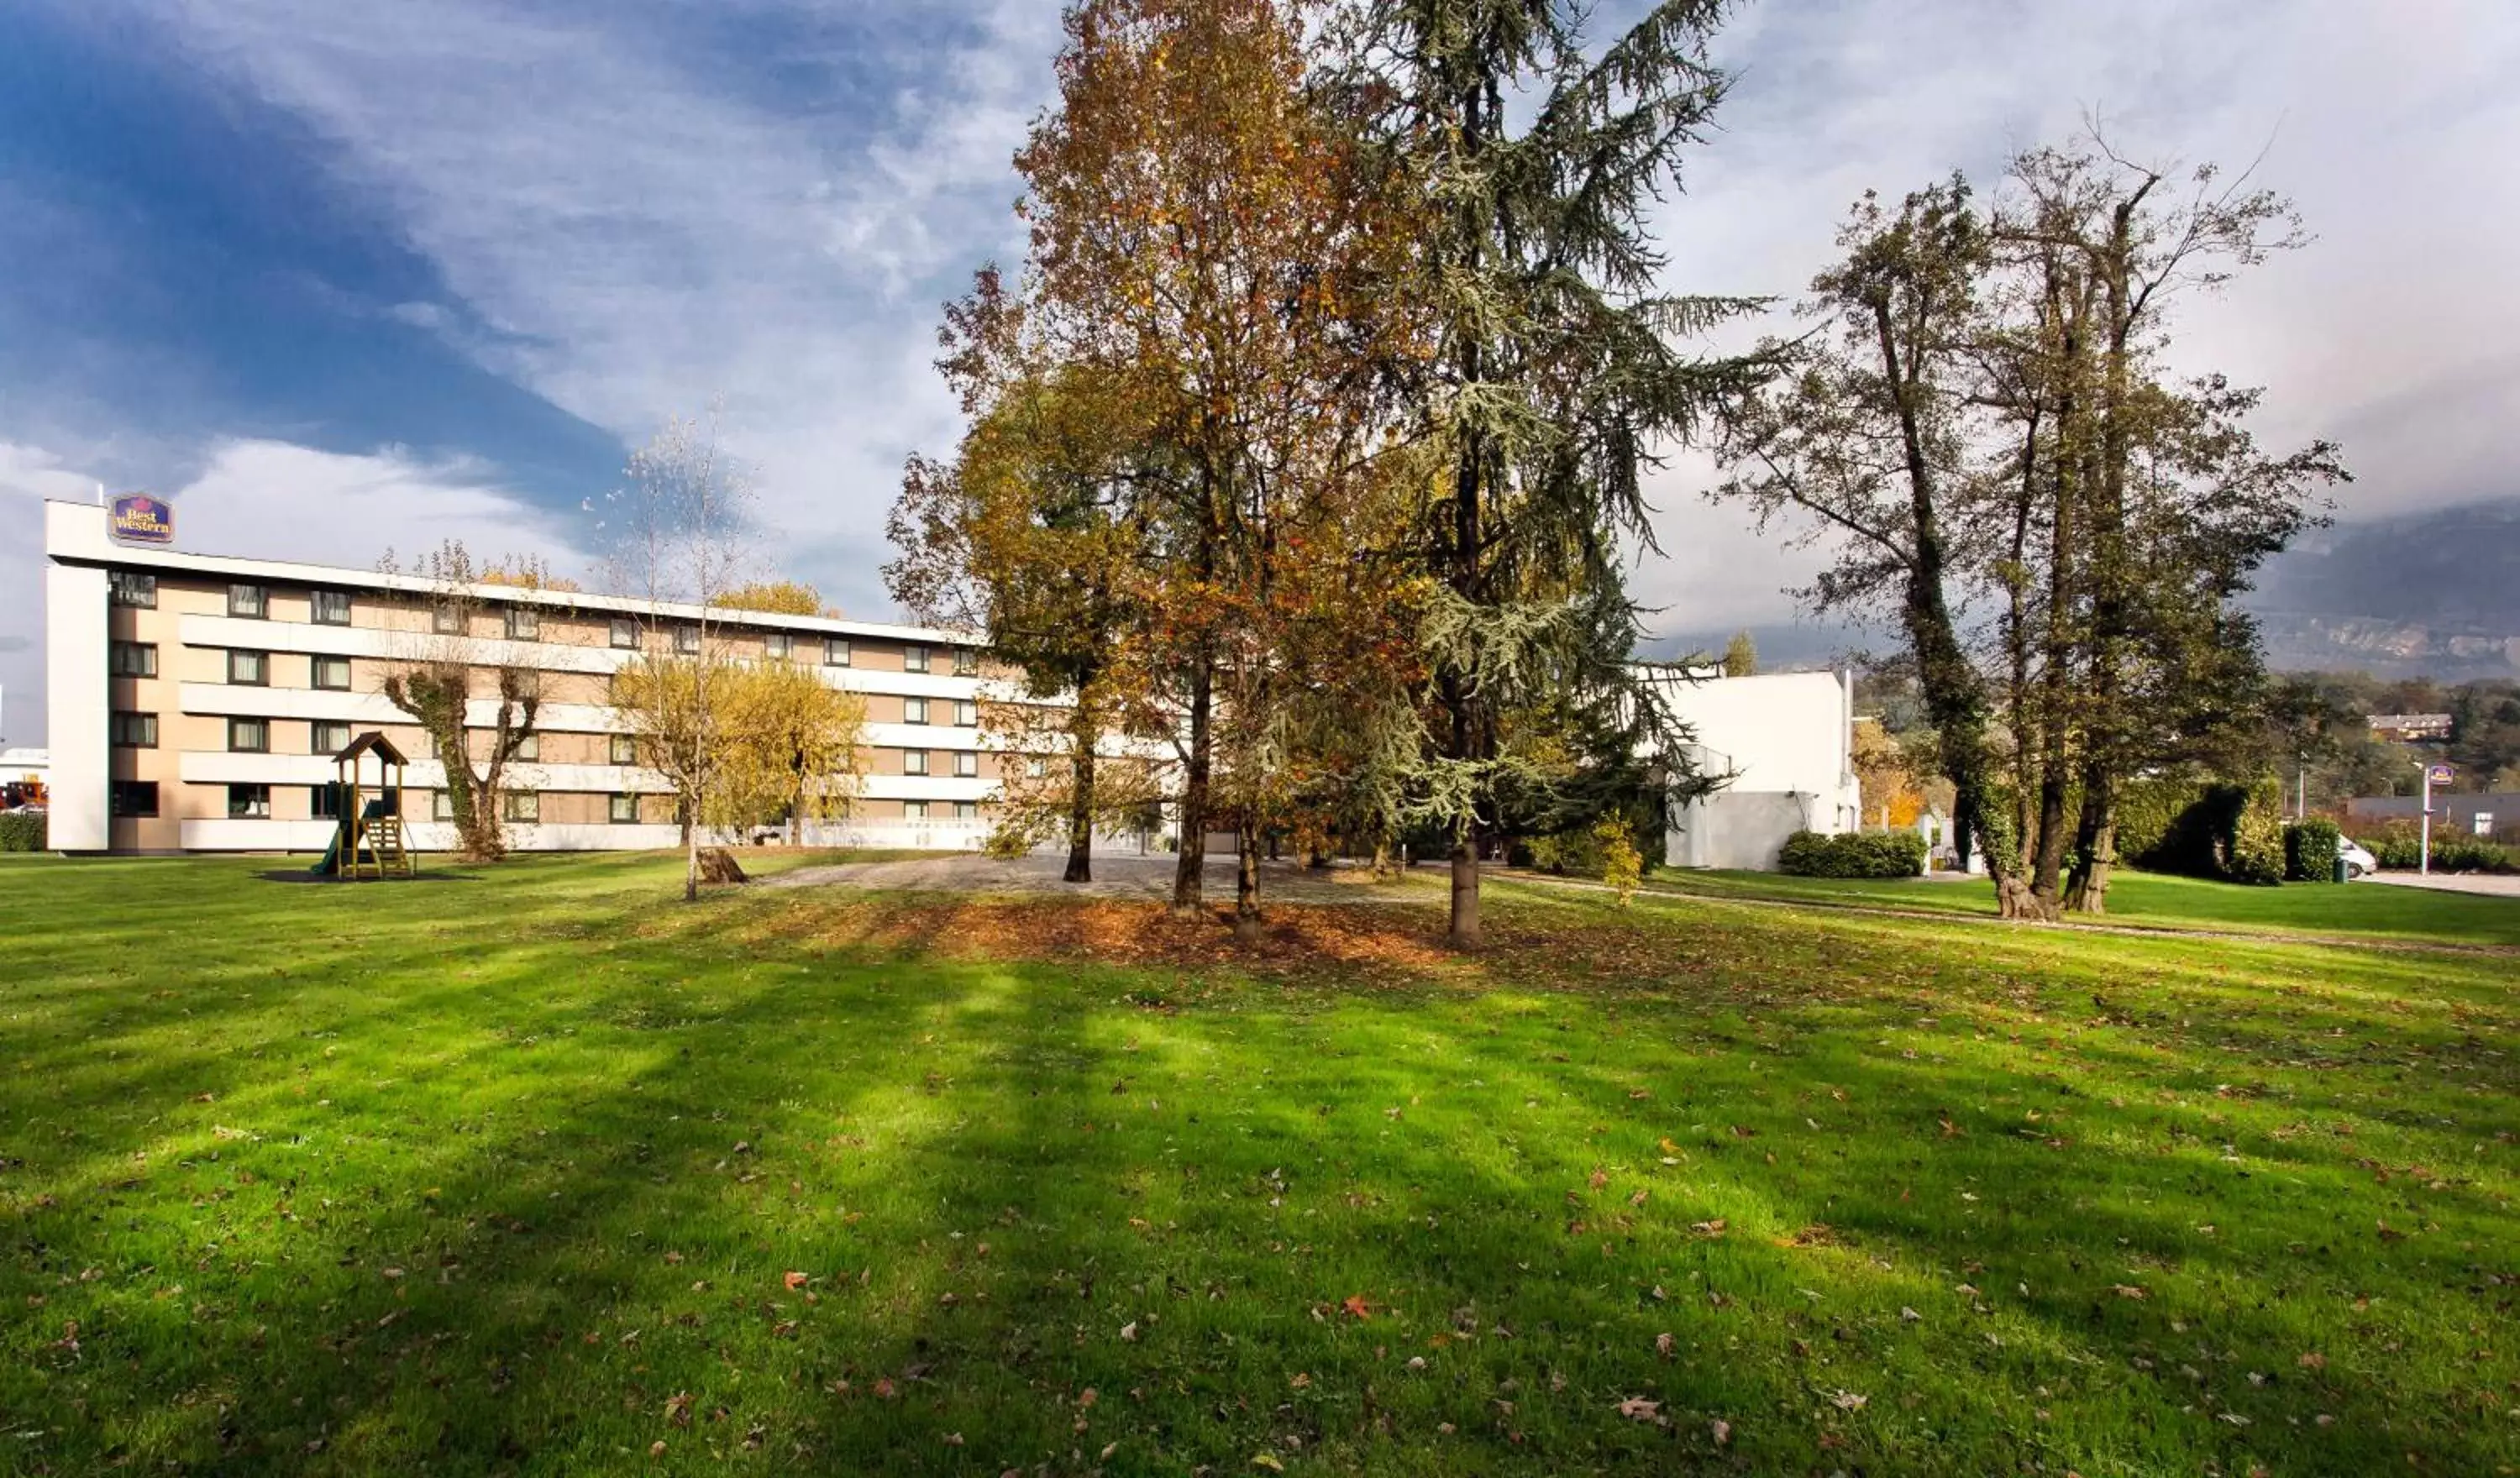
[108,494,175,547]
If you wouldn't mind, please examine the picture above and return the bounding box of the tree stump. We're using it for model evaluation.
[696,846,749,885]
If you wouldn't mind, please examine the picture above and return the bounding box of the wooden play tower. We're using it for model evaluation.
[328,731,416,879]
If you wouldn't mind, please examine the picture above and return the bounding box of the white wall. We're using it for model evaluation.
[44,505,108,851]
[1652,668,1862,871]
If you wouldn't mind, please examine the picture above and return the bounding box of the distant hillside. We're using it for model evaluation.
[2249,497,2520,678]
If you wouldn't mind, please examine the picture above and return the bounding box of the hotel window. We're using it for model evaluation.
[505,605,540,641]
[312,655,352,691]
[2478,812,2496,837]
[312,589,352,626]
[1025,757,1046,778]
[954,800,979,820]
[904,697,929,725]
[502,791,541,823]
[228,718,270,753]
[227,784,271,820]
[312,721,353,755]
[109,641,157,678]
[904,642,931,673]
[611,616,640,648]
[675,625,701,655]
[228,584,268,619]
[512,731,539,762]
[433,790,455,821]
[110,711,158,748]
[905,800,930,820]
[609,793,639,824]
[953,699,978,727]
[610,733,638,765]
[825,637,851,668]
[953,647,978,676]
[433,602,463,635]
[764,632,792,660]
[903,750,930,777]
[228,650,269,686]
[310,786,344,820]
[953,752,978,778]
[110,780,159,818]
[110,571,157,608]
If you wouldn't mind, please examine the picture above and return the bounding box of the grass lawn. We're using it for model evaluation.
[2,852,2514,1475]
[1635,865,2520,948]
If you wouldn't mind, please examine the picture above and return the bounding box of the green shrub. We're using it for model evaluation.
[0,813,46,852]
[2357,821,2517,874]
[1594,815,1641,905]
[1777,830,1926,878]
[2227,778,2287,887]
[2284,819,2342,882]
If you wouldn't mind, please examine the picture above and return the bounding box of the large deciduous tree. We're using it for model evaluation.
[376,538,548,863]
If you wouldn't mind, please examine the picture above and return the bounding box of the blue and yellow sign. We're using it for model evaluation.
[108,494,175,547]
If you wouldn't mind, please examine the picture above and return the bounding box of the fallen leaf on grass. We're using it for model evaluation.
[783,1271,808,1290]
[1828,1389,1868,1412]
[1655,1332,1674,1359]
[1616,1397,1668,1427]
[1689,1219,1727,1238]
[1711,1418,1731,1444]
[1341,1294,1373,1320]
[2297,1352,2327,1370]
[1252,1454,1284,1471]
[2111,1285,2148,1301]
[1120,1321,1139,1342]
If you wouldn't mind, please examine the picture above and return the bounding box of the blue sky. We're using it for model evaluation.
[4,0,2517,745]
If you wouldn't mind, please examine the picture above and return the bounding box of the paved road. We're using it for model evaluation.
[2364,871,2520,899]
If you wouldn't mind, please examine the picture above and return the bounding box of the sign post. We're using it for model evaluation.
[2421,762,2456,875]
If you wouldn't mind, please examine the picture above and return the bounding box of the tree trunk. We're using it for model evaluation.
[1447,831,1481,951]
[1064,742,1096,884]
[1233,820,1263,942]
[685,800,701,903]
[1170,663,1211,915]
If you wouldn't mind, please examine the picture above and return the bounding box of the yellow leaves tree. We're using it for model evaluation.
[612,658,866,845]
[721,580,833,617]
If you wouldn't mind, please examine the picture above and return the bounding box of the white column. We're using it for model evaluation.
[45,551,109,852]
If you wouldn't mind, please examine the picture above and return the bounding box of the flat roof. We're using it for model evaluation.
[43,496,974,646]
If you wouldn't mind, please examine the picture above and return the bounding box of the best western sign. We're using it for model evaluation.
[108,494,175,548]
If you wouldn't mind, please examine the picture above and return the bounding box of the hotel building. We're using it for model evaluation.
[42,498,1016,855]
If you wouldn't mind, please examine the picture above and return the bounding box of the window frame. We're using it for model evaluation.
[312,655,352,691]
[904,696,929,726]
[433,790,456,821]
[109,641,158,679]
[609,793,639,825]
[227,584,269,619]
[513,731,540,763]
[110,710,158,748]
[227,783,271,820]
[610,616,640,649]
[312,721,353,756]
[674,625,701,655]
[310,785,344,821]
[903,642,931,674]
[825,637,851,668]
[311,589,353,626]
[504,605,541,642]
[952,647,979,677]
[109,780,160,818]
[109,571,157,608]
[904,799,930,820]
[501,791,541,824]
[433,602,464,636]
[902,749,930,777]
[228,717,270,754]
[764,632,792,660]
[609,733,638,766]
[228,649,270,686]
[953,800,979,820]
[953,699,978,727]
[953,751,978,778]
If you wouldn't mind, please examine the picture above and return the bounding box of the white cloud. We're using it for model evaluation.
[0,438,569,746]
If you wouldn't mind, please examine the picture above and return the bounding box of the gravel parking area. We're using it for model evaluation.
[2364,870,2520,899]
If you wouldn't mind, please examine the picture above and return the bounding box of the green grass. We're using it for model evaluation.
[1637,865,2520,947]
[2,852,2514,1475]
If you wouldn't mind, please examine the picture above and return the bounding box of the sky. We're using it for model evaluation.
[3,0,2517,747]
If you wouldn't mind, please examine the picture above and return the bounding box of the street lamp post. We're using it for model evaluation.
[2419,761,2455,876]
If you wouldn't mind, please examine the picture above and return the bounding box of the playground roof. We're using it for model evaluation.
[331,731,410,768]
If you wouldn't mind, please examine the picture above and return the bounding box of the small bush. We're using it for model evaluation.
[0,813,46,852]
[2226,778,2287,888]
[2284,820,2342,882]
[2359,821,2518,874]
[1594,815,1641,906]
[1777,830,1926,878]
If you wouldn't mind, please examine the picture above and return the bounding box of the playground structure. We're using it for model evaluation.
[312,731,416,879]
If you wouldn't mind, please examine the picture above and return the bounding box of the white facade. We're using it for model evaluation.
[0,750,47,787]
[1649,666,1862,872]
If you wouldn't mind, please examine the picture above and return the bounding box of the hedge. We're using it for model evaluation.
[0,813,46,852]
[2108,776,2284,886]
[2361,823,2518,875]
[2283,819,2342,882]
[1777,830,1927,878]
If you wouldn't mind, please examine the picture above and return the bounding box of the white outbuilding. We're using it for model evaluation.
[1643,666,1862,872]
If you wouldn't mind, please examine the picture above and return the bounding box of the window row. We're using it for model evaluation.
[900,697,979,726]
[107,783,986,826]
[107,574,352,626]
[902,801,981,820]
[212,649,354,689]
[897,750,982,778]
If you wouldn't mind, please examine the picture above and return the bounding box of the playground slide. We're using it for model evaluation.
[311,826,345,877]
